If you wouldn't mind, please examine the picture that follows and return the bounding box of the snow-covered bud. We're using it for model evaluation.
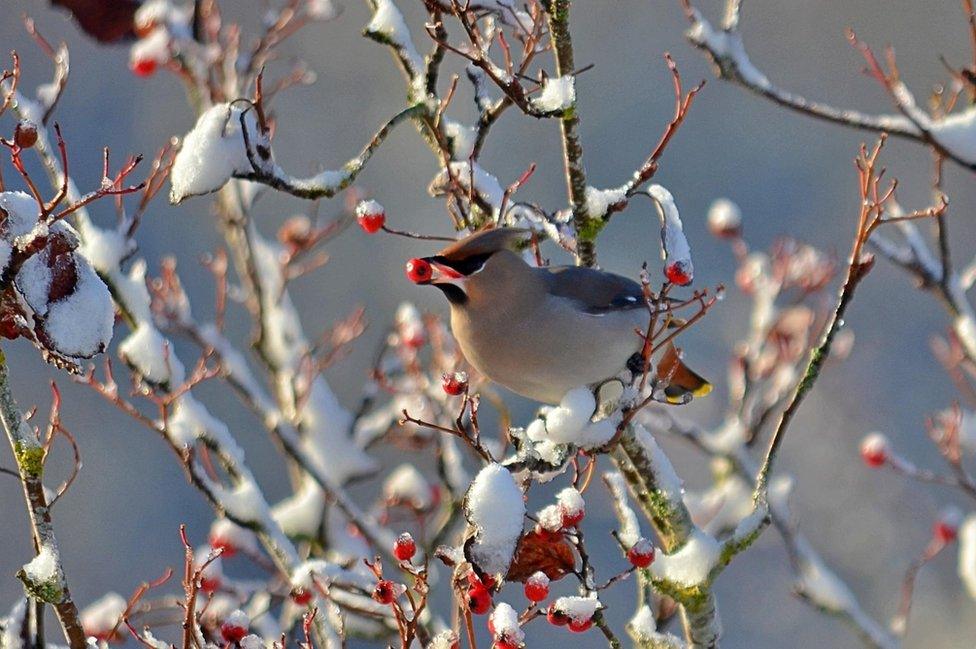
[707,198,742,238]
[859,433,889,468]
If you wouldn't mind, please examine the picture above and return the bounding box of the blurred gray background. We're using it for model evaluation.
[2,1,976,647]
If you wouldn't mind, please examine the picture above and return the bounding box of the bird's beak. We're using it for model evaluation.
[405,257,466,286]
[429,259,465,285]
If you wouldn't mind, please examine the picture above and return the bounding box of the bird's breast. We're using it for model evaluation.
[449,298,646,403]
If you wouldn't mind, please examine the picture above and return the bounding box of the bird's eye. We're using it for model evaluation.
[405,258,432,283]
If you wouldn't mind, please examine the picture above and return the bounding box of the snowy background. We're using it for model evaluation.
[2,0,976,647]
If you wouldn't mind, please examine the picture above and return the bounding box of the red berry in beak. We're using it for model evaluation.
[406,258,433,283]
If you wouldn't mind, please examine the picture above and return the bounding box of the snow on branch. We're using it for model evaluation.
[681,0,976,172]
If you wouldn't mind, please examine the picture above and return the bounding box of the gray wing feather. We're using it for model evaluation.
[539,266,645,314]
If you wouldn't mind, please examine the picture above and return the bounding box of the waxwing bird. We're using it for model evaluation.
[404,228,711,404]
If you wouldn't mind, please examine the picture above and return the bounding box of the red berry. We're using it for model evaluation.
[664,260,692,286]
[199,576,221,594]
[467,585,492,615]
[358,212,385,234]
[405,258,432,283]
[372,580,396,605]
[442,371,468,396]
[934,521,958,544]
[859,434,888,468]
[560,508,584,529]
[13,121,37,149]
[626,538,655,568]
[568,617,593,633]
[209,535,237,559]
[493,640,518,649]
[220,622,247,644]
[524,573,549,602]
[291,587,314,606]
[130,58,158,77]
[393,532,416,561]
[546,604,569,626]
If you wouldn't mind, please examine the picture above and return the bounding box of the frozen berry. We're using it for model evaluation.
[393,532,416,562]
[199,576,221,594]
[13,121,37,149]
[568,616,593,633]
[372,580,397,605]
[523,572,549,602]
[442,371,468,396]
[859,433,888,468]
[220,611,249,644]
[560,507,584,529]
[626,538,655,568]
[664,260,692,286]
[356,200,386,234]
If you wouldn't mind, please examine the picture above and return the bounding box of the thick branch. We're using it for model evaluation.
[545,0,593,266]
[0,352,86,648]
